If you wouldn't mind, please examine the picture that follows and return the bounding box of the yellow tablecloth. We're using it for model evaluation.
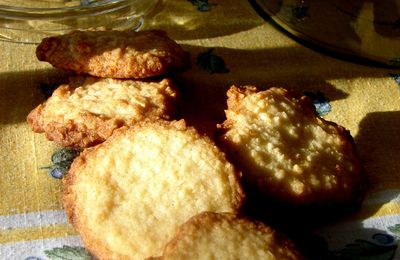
[1,0,399,259]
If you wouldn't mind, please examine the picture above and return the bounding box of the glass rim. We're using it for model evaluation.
[0,0,136,19]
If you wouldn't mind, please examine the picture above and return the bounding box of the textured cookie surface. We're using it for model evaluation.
[63,120,244,259]
[36,30,190,78]
[27,77,178,148]
[159,212,303,260]
[218,86,366,208]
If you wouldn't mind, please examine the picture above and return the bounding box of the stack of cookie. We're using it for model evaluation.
[27,30,366,260]
[28,30,189,148]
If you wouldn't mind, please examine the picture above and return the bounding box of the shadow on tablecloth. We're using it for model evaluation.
[355,111,400,204]
[174,45,395,135]
[0,69,69,125]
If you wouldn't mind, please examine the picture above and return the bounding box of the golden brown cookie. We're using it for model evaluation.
[158,212,304,260]
[36,30,190,78]
[63,120,245,260]
[217,86,366,211]
[27,77,178,148]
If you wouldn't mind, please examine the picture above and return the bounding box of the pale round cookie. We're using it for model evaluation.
[63,120,245,260]
[218,86,366,210]
[36,30,190,79]
[157,212,304,260]
[27,77,178,148]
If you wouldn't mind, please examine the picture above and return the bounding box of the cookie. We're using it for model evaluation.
[36,30,190,78]
[63,120,244,259]
[217,86,366,210]
[27,77,178,148]
[157,212,304,260]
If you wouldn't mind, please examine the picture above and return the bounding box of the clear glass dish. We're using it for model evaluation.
[251,0,400,68]
[0,0,159,43]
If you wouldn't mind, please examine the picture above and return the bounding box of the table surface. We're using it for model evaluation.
[1,0,400,259]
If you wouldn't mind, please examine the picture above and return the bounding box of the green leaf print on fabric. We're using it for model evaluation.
[389,73,400,90]
[303,91,331,116]
[389,58,400,67]
[335,239,397,260]
[188,0,216,12]
[292,5,310,20]
[40,148,81,179]
[44,246,93,260]
[196,48,229,74]
[388,224,400,238]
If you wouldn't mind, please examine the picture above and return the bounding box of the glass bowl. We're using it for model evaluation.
[251,0,400,68]
[0,0,159,43]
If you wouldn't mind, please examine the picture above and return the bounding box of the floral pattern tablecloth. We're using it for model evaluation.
[1,0,399,259]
